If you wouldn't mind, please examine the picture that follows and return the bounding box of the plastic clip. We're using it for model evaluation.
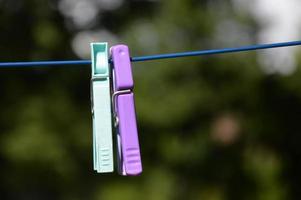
[91,43,114,173]
[110,44,142,176]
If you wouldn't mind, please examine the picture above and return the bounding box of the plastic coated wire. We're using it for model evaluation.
[0,40,301,68]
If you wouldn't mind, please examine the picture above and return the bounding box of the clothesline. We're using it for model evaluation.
[0,40,301,68]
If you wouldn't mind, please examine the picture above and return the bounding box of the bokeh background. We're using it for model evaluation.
[0,0,301,199]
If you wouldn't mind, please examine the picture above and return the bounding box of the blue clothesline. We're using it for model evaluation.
[0,40,301,68]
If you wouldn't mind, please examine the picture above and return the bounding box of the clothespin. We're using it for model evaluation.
[110,44,142,176]
[91,43,114,173]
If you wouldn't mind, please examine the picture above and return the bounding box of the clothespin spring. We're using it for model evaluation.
[112,89,132,127]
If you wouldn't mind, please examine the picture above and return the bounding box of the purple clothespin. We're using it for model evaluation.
[110,44,142,176]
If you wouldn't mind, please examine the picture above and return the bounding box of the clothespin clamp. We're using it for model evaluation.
[110,44,142,176]
[91,43,114,173]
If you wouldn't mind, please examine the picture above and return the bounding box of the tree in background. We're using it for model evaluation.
[0,0,301,199]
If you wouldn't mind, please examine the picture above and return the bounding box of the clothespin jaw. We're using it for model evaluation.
[110,45,142,176]
[91,43,114,173]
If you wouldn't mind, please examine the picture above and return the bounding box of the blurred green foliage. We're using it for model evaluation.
[0,0,301,199]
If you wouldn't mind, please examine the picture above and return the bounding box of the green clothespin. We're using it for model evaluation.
[91,43,113,173]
